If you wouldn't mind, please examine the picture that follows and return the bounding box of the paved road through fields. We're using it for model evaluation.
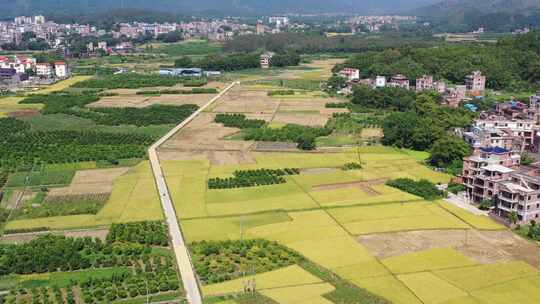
[148,82,239,304]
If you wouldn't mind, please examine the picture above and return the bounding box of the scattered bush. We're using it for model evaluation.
[342,163,362,170]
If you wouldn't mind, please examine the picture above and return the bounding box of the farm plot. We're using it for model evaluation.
[90,93,214,108]
[211,87,280,114]
[30,76,92,95]
[0,97,42,118]
[5,162,162,230]
[48,167,130,196]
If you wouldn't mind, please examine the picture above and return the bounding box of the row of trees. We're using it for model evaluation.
[386,178,443,200]
[72,74,193,89]
[21,93,199,126]
[136,88,217,95]
[0,118,154,168]
[223,32,438,54]
[107,221,168,246]
[214,114,266,129]
[208,168,299,189]
[191,239,301,284]
[0,234,160,275]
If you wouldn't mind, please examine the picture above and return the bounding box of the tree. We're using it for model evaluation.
[521,153,536,166]
[297,135,316,150]
[174,56,193,68]
[479,199,494,210]
[381,112,419,148]
[429,135,471,168]
[326,76,347,93]
[508,211,519,225]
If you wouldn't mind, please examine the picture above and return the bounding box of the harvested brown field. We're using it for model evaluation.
[358,229,540,268]
[49,167,130,196]
[272,112,329,127]
[89,94,213,108]
[361,128,384,139]
[312,178,388,193]
[212,87,280,114]
[1,228,109,243]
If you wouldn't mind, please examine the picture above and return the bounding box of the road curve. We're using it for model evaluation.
[148,82,239,304]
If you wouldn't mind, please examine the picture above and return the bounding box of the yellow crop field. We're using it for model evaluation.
[433,261,539,292]
[31,76,92,94]
[469,275,540,304]
[438,201,505,230]
[182,211,291,242]
[260,283,335,304]
[398,272,468,304]
[162,160,209,219]
[202,265,322,296]
[382,248,477,274]
[333,260,389,280]
[0,96,42,117]
[354,275,422,304]
[6,162,162,230]
[328,201,433,223]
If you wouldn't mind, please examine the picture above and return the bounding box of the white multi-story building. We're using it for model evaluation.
[54,61,68,78]
[375,76,386,88]
[338,68,360,82]
[36,63,53,77]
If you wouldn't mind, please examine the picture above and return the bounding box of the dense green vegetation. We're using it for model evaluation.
[11,194,109,220]
[386,178,443,200]
[191,240,301,284]
[224,32,437,54]
[337,31,540,91]
[0,118,153,169]
[151,41,222,57]
[208,168,300,189]
[194,53,260,71]
[214,114,266,129]
[107,221,169,246]
[351,86,417,112]
[243,124,332,150]
[136,88,218,95]
[72,73,198,89]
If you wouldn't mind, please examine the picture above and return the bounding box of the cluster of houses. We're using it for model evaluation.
[458,92,540,225]
[338,68,486,107]
[0,55,69,88]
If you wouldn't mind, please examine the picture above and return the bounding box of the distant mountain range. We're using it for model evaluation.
[2,0,439,18]
[416,0,540,17]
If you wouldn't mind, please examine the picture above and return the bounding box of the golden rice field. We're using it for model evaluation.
[30,76,92,95]
[0,96,42,117]
[156,146,540,304]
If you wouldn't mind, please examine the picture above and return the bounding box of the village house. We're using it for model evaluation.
[260,52,274,69]
[461,146,520,203]
[338,68,360,82]
[465,70,486,94]
[36,63,53,77]
[54,61,69,78]
[388,74,410,90]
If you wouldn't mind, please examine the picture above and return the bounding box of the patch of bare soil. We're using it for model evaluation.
[254,142,299,151]
[4,190,23,209]
[312,178,388,194]
[358,229,540,267]
[212,88,280,114]
[89,94,213,108]
[1,228,109,243]
[49,167,129,196]
[300,168,339,174]
[272,112,329,127]
[8,110,41,118]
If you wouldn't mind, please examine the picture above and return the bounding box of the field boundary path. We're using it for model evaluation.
[149,81,238,304]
